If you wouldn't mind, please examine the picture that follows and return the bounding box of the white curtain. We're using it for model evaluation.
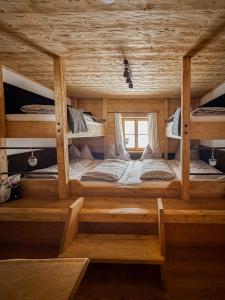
[148,112,160,153]
[115,113,125,150]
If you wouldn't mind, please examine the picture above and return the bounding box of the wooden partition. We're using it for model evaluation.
[0,64,7,176]
[76,98,180,155]
[181,57,191,200]
[54,57,69,199]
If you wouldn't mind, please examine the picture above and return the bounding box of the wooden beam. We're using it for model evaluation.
[54,57,69,199]
[0,64,7,177]
[103,98,108,154]
[181,57,191,200]
[164,98,168,160]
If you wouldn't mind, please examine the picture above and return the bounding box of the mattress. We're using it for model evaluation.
[169,159,225,181]
[6,114,103,127]
[190,115,225,122]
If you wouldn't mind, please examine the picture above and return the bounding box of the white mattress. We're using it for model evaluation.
[169,159,225,181]
[6,114,103,127]
[190,115,225,122]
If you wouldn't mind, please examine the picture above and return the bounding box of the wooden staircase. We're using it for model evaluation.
[58,197,167,290]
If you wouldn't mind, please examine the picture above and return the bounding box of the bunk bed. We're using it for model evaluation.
[5,113,105,138]
[166,94,225,140]
[4,82,105,139]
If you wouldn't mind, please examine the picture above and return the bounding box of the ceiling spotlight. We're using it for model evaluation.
[123,58,134,89]
[124,68,129,78]
[102,0,114,4]
[129,82,133,89]
[126,77,131,84]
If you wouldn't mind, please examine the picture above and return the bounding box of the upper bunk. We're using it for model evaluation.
[4,82,105,139]
[166,93,225,140]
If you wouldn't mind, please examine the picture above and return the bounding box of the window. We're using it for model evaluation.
[122,118,148,150]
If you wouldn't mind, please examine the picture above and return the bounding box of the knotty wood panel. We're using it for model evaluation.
[0,4,224,99]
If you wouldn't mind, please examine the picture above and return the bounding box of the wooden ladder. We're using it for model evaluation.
[58,197,167,291]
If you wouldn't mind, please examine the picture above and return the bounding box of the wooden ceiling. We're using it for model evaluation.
[0,1,225,99]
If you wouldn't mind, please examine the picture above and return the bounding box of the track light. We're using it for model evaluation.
[124,68,129,78]
[123,58,134,89]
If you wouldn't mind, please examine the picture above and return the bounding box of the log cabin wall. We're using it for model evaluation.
[73,98,180,155]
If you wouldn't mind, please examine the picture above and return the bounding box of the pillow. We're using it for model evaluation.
[69,144,81,160]
[141,144,152,160]
[117,144,130,161]
[105,144,117,159]
[20,104,55,114]
[81,144,94,160]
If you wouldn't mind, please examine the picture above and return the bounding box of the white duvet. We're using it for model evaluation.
[141,159,176,181]
[81,159,129,182]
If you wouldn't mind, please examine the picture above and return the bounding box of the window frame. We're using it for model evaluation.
[122,117,148,151]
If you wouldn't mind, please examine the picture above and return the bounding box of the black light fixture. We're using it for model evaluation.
[123,58,133,89]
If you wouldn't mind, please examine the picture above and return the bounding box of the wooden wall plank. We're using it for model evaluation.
[181,57,191,200]
[54,57,69,199]
[0,64,7,177]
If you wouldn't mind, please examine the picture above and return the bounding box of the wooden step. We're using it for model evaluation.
[59,234,164,264]
[79,207,157,223]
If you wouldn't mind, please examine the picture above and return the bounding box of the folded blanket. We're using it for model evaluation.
[67,106,88,133]
[81,159,128,182]
[141,159,176,181]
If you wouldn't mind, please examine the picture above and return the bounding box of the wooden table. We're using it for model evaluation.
[0,258,89,300]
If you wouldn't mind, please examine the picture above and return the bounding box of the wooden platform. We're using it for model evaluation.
[0,258,89,300]
[59,234,164,264]
[0,196,76,222]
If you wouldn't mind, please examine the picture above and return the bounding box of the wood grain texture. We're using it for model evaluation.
[59,233,164,264]
[190,121,225,139]
[0,64,7,176]
[181,57,191,200]
[0,258,89,300]
[60,197,84,254]
[54,57,69,199]
[0,2,224,99]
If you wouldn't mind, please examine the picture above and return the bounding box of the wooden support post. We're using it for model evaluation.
[181,56,191,200]
[54,57,69,199]
[164,98,169,160]
[103,98,108,154]
[157,198,167,291]
[0,64,7,178]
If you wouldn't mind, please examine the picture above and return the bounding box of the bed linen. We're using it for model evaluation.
[169,160,225,181]
[27,159,96,179]
[140,159,176,181]
[81,159,129,182]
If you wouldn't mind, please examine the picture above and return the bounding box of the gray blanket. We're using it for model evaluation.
[67,106,88,133]
[172,107,181,136]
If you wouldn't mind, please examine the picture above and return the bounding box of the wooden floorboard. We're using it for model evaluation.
[0,245,224,300]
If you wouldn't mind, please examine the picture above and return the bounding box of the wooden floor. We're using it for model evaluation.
[0,245,224,300]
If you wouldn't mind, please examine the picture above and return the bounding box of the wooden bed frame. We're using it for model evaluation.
[5,119,105,138]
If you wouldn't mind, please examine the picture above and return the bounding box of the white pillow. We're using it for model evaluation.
[141,144,152,160]
[69,144,81,160]
[105,144,117,159]
[117,144,130,161]
[81,145,94,160]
